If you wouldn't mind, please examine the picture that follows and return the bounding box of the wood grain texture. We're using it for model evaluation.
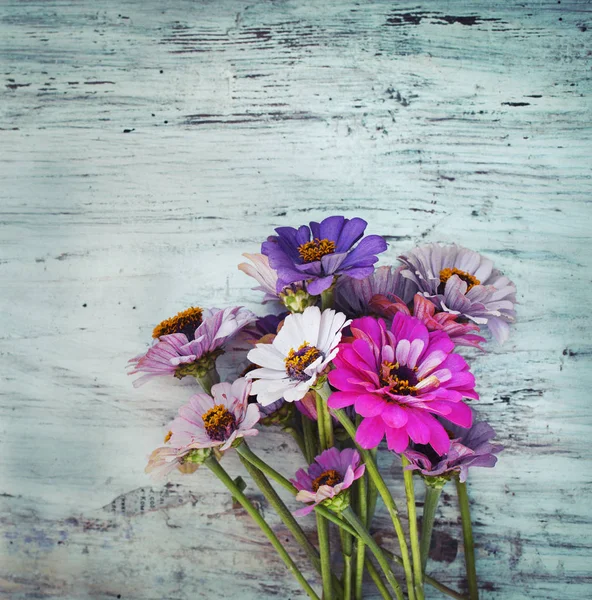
[1,0,591,598]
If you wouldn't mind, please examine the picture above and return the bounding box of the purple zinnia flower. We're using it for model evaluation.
[128,306,256,386]
[398,243,516,343]
[146,378,260,477]
[262,216,388,296]
[404,420,503,482]
[335,265,418,318]
[291,448,365,516]
[327,313,478,456]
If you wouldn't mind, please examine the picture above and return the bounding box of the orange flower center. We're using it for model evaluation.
[202,404,237,441]
[297,238,336,263]
[285,342,322,381]
[152,306,203,340]
[439,268,480,291]
[312,469,343,492]
[381,361,419,396]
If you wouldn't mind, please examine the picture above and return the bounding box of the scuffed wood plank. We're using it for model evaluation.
[1,0,591,598]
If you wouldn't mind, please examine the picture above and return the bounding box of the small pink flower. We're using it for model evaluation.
[145,378,260,477]
[129,306,256,387]
[327,313,478,456]
[291,448,365,516]
[370,293,486,350]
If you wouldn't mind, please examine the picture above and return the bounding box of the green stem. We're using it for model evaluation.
[283,425,307,457]
[420,480,445,575]
[236,441,358,536]
[315,381,334,448]
[315,391,328,450]
[456,479,479,600]
[341,507,404,600]
[401,456,424,600]
[354,465,367,600]
[367,447,379,525]
[320,285,335,311]
[332,409,415,600]
[205,456,320,600]
[238,454,321,571]
[194,367,220,395]
[302,415,318,463]
[365,558,393,600]
[339,527,353,600]
[317,512,333,600]
[382,548,468,600]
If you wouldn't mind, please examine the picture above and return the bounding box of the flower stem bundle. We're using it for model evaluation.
[130,215,512,598]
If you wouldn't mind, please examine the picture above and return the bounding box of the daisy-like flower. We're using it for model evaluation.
[262,215,388,296]
[327,313,478,455]
[128,306,256,387]
[145,378,260,477]
[370,293,486,349]
[405,420,503,482]
[335,265,418,318]
[246,306,350,405]
[291,448,365,516]
[398,243,516,343]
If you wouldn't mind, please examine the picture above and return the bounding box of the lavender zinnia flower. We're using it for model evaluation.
[335,265,418,318]
[404,421,503,482]
[128,306,256,386]
[398,243,516,343]
[146,378,260,477]
[291,448,365,516]
[262,215,388,296]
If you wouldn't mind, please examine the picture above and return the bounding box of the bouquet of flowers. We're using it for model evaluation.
[129,216,514,600]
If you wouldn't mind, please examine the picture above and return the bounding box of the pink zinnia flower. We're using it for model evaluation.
[291,448,365,516]
[327,313,478,455]
[370,293,486,349]
[145,378,260,477]
[129,306,256,386]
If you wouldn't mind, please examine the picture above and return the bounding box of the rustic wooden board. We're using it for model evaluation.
[1,0,591,598]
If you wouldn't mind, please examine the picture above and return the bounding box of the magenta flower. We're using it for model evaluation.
[370,293,486,350]
[128,306,256,386]
[145,378,260,477]
[262,215,388,295]
[398,243,516,343]
[291,448,365,516]
[335,265,417,318]
[327,313,478,455]
[404,421,503,482]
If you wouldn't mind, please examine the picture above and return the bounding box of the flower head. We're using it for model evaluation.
[398,243,516,343]
[145,378,260,477]
[404,420,503,482]
[335,265,417,318]
[291,448,365,516]
[246,306,350,405]
[262,216,388,296]
[129,306,256,386]
[370,293,486,349]
[328,313,478,455]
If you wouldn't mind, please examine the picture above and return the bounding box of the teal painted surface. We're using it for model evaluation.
[1,1,591,598]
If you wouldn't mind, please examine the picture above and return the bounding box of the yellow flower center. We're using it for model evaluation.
[152,306,203,340]
[312,469,343,492]
[439,268,480,292]
[285,342,322,381]
[381,361,419,396]
[297,238,336,263]
[202,404,237,442]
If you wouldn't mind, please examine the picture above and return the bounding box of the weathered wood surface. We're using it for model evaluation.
[1,1,591,598]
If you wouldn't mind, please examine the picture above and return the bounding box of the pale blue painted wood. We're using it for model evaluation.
[1,1,591,598]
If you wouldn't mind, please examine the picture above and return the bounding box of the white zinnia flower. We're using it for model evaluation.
[246,306,350,405]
